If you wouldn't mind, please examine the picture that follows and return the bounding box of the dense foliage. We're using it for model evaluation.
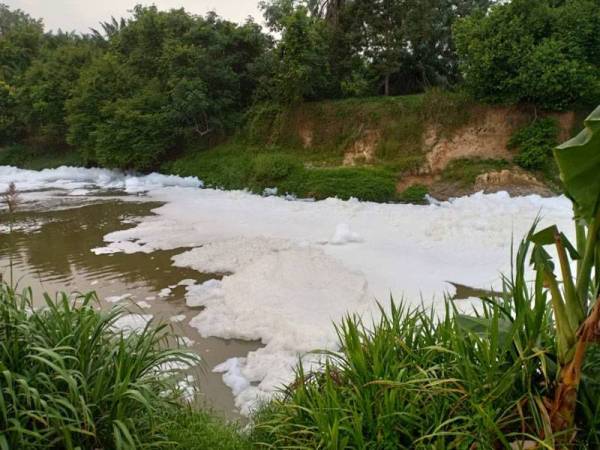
[0,4,270,170]
[0,285,199,449]
[2,1,598,174]
[509,118,559,171]
[454,0,600,110]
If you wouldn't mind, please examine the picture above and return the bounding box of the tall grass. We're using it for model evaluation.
[0,284,199,449]
[252,232,600,449]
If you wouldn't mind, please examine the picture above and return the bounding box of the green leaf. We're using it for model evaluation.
[530,225,558,246]
[554,105,600,220]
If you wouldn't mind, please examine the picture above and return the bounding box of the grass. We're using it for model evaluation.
[159,408,251,450]
[441,158,512,187]
[398,184,429,204]
[0,144,84,170]
[165,144,398,202]
[0,283,206,449]
[251,230,600,449]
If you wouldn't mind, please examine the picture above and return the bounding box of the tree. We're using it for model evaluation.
[454,0,600,110]
[17,34,98,147]
[66,6,271,169]
[0,3,44,82]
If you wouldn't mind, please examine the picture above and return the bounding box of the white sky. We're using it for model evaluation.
[5,0,263,32]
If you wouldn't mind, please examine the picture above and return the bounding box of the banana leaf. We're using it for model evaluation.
[554,106,600,220]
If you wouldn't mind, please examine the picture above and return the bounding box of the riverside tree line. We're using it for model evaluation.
[1,0,599,170]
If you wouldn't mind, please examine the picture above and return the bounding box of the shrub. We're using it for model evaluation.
[253,293,555,448]
[0,284,198,449]
[283,167,397,202]
[252,153,301,184]
[398,184,428,204]
[442,158,511,186]
[509,118,558,171]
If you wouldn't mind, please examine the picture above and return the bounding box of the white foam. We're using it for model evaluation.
[328,223,363,245]
[93,188,572,415]
[0,165,201,195]
[4,165,573,416]
[105,293,132,303]
[185,279,224,308]
[158,288,172,298]
[112,314,153,334]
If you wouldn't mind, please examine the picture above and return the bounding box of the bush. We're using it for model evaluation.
[398,184,428,204]
[509,118,558,171]
[253,153,301,184]
[454,0,600,110]
[283,167,397,202]
[0,284,198,449]
[253,297,555,448]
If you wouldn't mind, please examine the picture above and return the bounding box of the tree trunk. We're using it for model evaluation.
[384,74,390,96]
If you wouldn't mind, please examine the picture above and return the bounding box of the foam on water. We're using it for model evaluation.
[0,165,573,416]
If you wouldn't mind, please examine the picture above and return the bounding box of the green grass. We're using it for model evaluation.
[441,158,511,187]
[398,184,429,204]
[159,408,251,450]
[165,144,398,202]
[0,144,84,169]
[0,284,200,449]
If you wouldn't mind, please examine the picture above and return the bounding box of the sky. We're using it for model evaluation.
[5,0,263,33]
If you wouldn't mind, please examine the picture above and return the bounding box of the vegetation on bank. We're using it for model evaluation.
[0,283,253,450]
[254,107,600,448]
[1,1,598,182]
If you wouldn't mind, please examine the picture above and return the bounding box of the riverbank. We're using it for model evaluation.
[1,93,585,204]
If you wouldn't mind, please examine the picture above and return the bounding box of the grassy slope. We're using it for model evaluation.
[164,90,477,203]
[2,91,577,202]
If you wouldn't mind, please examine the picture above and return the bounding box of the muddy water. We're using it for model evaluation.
[0,198,259,419]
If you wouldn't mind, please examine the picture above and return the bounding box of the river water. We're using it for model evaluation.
[0,166,573,417]
[0,196,259,419]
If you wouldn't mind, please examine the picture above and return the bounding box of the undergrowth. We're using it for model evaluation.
[0,284,202,449]
[252,231,600,449]
[165,145,398,202]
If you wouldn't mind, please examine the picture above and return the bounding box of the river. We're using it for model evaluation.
[0,165,573,417]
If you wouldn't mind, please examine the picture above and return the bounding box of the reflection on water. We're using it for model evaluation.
[0,199,259,419]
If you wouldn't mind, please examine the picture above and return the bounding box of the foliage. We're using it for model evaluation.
[253,287,557,448]
[509,118,559,171]
[252,153,301,183]
[0,3,43,83]
[167,145,397,202]
[454,0,600,110]
[65,5,270,170]
[554,105,600,221]
[0,144,84,170]
[17,34,98,148]
[442,158,510,186]
[159,408,251,450]
[260,0,494,101]
[0,284,198,449]
[397,184,428,204]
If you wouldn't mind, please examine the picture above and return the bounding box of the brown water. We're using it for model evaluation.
[0,198,259,419]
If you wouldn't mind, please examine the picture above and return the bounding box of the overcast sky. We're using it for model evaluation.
[5,0,263,32]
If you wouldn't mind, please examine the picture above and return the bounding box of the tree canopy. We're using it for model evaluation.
[1,1,599,171]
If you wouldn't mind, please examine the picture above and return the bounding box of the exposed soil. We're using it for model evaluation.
[343,129,380,166]
[397,106,575,198]
[422,106,525,174]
